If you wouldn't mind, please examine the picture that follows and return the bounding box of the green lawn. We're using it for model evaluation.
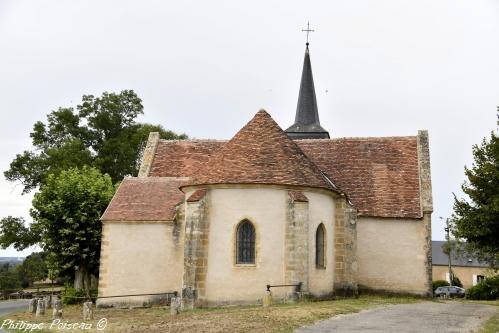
[1,295,421,333]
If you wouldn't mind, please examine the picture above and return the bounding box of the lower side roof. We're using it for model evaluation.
[101,177,188,222]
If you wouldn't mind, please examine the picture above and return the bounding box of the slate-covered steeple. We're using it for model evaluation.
[285,43,330,139]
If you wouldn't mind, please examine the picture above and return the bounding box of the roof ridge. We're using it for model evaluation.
[158,139,228,144]
[295,135,417,142]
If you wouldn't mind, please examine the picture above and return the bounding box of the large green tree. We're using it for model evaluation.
[1,167,114,292]
[28,167,115,292]
[5,90,187,193]
[452,112,499,268]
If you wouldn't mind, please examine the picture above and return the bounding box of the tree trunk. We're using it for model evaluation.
[74,268,84,290]
[74,266,91,297]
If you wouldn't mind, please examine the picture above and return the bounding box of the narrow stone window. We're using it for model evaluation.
[236,220,255,264]
[316,223,325,268]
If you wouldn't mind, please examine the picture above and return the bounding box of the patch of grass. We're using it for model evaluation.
[1,295,421,333]
[459,299,499,307]
[479,312,499,333]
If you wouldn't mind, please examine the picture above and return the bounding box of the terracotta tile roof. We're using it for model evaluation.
[187,189,207,202]
[149,140,224,177]
[185,110,337,191]
[101,177,188,221]
[288,190,309,202]
[296,137,421,218]
[145,125,422,218]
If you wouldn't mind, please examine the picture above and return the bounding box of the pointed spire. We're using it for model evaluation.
[286,41,330,139]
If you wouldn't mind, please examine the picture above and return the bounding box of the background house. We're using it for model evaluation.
[432,241,492,288]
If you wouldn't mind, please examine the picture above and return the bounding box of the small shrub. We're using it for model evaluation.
[466,275,499,300]
[451,275,463,288]
[61,285,98,304]
[432,280,449,292]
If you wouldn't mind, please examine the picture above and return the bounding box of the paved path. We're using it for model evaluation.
[294,301,497,333]
[0,299,30,333]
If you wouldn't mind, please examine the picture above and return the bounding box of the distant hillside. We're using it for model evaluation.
[0,257,24,266]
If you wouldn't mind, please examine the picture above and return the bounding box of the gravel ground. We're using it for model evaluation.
[294,301,497,333]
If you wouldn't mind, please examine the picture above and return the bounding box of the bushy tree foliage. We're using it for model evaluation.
[5,90,187,193]
[452,112,499,268]
[0,263,20,292]
[28,167,115,292]
[0,216,40,251]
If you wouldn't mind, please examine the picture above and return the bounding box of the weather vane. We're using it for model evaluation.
[302,21,314,46]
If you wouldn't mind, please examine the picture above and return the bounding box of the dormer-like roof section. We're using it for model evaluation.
[184,110,338,191]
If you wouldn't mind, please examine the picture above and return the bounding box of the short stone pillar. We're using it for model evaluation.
[181,287,196,310]
[83,302,93,320]
[263,290,272,307]
[285,291,298,303]
[45,296,52,309]
[170,297,181,316]
[36,299,46,317]
[28,298,37,314]
[52,298,63,319]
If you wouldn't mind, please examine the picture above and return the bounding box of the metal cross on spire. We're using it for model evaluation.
[302,21,314,46]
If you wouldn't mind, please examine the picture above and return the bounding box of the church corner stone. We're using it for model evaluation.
[138,132,160,177]
[333,198,358,297]
[182,190,210,309]
[417,129,434,297]
[285,191,310,293]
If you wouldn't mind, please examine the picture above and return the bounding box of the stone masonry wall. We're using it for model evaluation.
[285,193,309,292]
[182,192,210,308]
[417,130,433,297]
[333,198,358,297]
[97,223,110,298]
[138,132,159,177]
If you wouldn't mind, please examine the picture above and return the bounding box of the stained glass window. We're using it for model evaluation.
[237,220,255,264]
[316,223,325,268]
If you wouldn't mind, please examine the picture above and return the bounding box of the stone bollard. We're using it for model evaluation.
[170,297,181,316]
[285,291,298,303]
[263,290,272,307]
[83,301,94,321]
[45,296,52,309]
[36,299,46,317]
[28,298,37,314]
[52,298,63,319]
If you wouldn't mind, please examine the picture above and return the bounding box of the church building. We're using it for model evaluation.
[97,41,433,308]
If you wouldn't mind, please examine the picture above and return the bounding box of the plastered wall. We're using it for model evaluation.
[433,265,493,289]
[357,217,428,295]
[305,191,335,297]
[97,222,184,307]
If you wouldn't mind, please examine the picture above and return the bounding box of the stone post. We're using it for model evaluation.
[83,302,94,320]
[170,297,181,315]
[28,298,37,314]
[45,295,52,309]
[36,299,45,317]
[262,290,272,307]
[52,298,63,319]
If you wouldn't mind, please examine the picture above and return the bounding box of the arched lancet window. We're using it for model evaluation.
[236,220,255,264]
[316,223,326,268]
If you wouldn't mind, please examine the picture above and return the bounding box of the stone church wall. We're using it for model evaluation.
[304,191,336,297]
[97,221,184,307]
[356,217,428,295]
[203,187,288,304]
